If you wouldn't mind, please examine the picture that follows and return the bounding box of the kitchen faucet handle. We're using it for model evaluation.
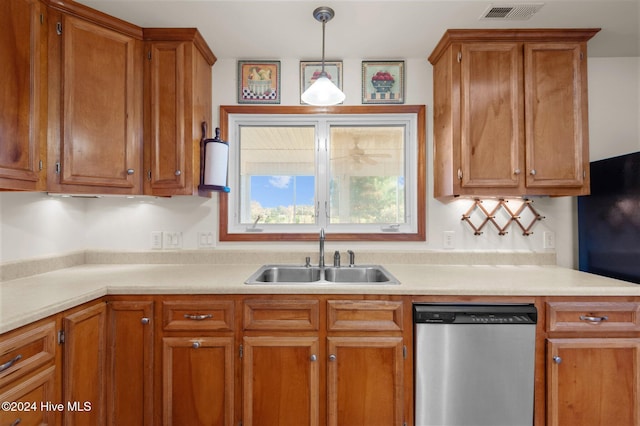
[347,250,355,267]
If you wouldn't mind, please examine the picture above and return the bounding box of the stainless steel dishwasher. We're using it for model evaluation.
[413,304,537,426]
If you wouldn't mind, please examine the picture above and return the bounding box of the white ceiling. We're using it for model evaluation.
[78,0,639,60]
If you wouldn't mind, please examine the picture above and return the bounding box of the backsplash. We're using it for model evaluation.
[1,248,556,282]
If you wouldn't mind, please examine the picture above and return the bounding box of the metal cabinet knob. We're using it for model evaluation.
[127,169,135,175]
[329,354,337,362]
[530,169,537,176]
[175,170,181,176]
[192,341,201,349]
[310,354,317,362]
[514,169,521,175]
[553,356,562,364]
[141,317,150,325]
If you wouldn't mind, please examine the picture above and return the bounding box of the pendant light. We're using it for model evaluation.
[301,6,345,106]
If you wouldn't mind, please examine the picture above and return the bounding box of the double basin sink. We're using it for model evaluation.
[245,264,400,285]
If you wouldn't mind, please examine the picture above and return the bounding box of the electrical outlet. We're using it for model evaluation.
[543,231,556,249]
[197,232,215,249]
[151,231,163,249]
[163,232,182,249]
[443,231,455,249]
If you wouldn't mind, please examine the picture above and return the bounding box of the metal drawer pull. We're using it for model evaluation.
[310,354,317,362]
[192,341,201,349]
[141,317,150,325]
[183,314,213,321]
[329,354,336,362]
[579,315,609,323]
[0,354,22,373]
[553,356,562,364]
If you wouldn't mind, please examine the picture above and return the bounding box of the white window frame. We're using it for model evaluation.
[226,112,418,236]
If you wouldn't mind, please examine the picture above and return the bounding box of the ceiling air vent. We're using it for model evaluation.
[480,3,544,20]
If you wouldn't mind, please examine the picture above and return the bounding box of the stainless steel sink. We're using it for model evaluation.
[247,265,322,283]
[324,266,396,283]
[245,264,399,285]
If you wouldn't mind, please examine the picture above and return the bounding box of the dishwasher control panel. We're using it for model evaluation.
[413,304,537,324]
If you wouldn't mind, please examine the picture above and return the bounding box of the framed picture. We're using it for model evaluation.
[238,60,281,104]
[362,60,405,104]
[300,61,343,104]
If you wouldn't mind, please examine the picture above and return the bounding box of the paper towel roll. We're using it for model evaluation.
[203,140,229,187]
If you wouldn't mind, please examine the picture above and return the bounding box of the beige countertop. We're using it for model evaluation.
[2,262,640,334]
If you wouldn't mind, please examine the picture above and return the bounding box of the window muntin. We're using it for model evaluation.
[221,105,425,242]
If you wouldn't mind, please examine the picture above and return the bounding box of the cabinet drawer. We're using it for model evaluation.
[0,366,57,426]
[0,321,56,388]
[327,300,403,332]
[163,300,234,331]
[243,299,319,331]
[547,302,640,333]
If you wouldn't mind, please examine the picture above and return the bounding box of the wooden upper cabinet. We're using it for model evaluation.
[429,29,599,199]
[47,1,143,194]
[143,28,215,196]
[525,42,588,189]
[0,0,47,190]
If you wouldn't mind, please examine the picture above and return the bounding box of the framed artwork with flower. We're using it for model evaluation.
[362,60,405,104]
[300,61,343,104]
[238,60,281,104]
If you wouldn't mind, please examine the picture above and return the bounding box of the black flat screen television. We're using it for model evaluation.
[578,151,640,284]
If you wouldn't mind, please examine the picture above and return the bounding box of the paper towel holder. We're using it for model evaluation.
[199,122,230,193]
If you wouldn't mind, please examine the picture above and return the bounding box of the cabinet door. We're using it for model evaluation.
[547,338,640,426]
[327,336,404,426]
[460,42,523,189]
[0,0,46,190]
[525,42,588,190]
[163,336,234,426]
[143,32,213,196]
[52,13,141,193]
[106,301,154,426]
[243,336,319,426]
[145,41,189,193]
[63,302,107,426]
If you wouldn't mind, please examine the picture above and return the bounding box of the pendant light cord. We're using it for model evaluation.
[321,19,326,74]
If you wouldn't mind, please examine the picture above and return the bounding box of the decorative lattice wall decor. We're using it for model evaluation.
[461,199,545,236]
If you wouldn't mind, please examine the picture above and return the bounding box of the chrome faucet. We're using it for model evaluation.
[347,250,355,267]
[319,228,325,267]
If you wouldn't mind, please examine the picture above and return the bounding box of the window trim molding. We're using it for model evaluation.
[219,105,426,242]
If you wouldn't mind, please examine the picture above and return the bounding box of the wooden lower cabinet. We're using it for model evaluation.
[547,338,640,426]
[106,300,154,426]
[0,366,57,426]
[62,301,107,425]
[162,336,234,426]
[545,299,640,426]
[241,297,407,426]
[242,336,320,426]
[327,336,404,426]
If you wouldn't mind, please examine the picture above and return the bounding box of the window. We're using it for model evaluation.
[219,105,426,241]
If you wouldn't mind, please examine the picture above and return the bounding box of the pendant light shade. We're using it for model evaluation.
[301,7,345,106]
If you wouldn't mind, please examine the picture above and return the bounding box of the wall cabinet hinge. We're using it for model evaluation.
[56,22,62,36]
[580,51,584,60]
[57,330,65,344]
[147,50,151,60]
[239,344,243,359]
[38,160,43,171]
[457,51,462,62]
[457,168,463,180]
[403,345,407,359]
[147,170,152,180]
[40,13,44,25]
[55,162,61,174]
